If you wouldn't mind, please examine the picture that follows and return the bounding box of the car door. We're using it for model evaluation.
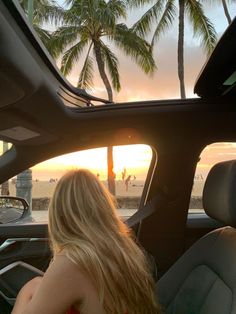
[0,224,50,272]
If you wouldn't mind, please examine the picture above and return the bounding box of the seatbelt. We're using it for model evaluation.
[126,192,168,282]
[126,192,167,229]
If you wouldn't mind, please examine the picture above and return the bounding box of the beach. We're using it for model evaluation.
[9,179,147,198]
[7,179,205,223]
[9,179,204,198]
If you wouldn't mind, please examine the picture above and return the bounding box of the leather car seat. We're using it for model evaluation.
[157,160,236,314]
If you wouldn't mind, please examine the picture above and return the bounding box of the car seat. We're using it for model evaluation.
[157,160,236,314]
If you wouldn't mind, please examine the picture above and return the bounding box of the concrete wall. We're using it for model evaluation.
[32,196,203,211]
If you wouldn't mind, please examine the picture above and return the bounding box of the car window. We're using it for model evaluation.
[190,142,236,213]
[5,144,154,224]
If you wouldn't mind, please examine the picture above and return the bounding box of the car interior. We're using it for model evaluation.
[0,0,236,313]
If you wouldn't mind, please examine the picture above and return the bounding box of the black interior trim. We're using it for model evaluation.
[2,0,109,105]
[194,18,236,98]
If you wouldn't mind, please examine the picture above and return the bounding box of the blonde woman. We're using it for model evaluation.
[12,169,161,314]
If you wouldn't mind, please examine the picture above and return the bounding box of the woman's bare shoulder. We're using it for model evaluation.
[49,252,95,295]
[49,252,87,285]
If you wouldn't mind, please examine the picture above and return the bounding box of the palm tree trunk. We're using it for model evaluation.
[93,41,113,102]
[93,41,116,195]
[222,0,231,25]
[178,0,186,99]
[1,142,9,195]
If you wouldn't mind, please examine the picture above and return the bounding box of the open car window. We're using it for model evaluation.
[190,142,236,213]
[3,144,154,224]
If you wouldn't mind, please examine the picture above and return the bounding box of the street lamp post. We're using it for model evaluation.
[15,0,34,214]
[27,0,34,24]
[1,142,9,195]
[16,169,33,212]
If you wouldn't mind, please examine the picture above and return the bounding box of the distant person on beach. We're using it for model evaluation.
[125,175,132,191]
[12,169,160,314]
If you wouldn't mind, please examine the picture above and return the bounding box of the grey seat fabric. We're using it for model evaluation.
[157,160,236,314]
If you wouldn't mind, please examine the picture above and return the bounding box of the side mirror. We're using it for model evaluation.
[0,196,29,224]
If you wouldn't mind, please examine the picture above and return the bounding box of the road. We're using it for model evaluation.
[31,209,137,223]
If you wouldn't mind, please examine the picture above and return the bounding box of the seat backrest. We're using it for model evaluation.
[157,160,236,314]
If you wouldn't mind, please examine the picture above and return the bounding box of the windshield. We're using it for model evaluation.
[18,0,236,103]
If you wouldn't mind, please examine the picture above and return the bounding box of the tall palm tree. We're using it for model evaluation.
[131,0,217,99]
[50,0,156,194]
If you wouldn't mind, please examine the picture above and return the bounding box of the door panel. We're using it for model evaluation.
[0,224,50,271]
[0,224,50,313]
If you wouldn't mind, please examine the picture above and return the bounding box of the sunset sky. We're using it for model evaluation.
[31,145,153,181]
[30,143,236,182]
[55,1,236,102]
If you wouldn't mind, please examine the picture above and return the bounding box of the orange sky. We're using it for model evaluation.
[31,144,153,181]
[1,142,236,182]
[61,3,236,102]
[196,143,236,179]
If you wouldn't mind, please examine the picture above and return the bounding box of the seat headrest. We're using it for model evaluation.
[203,160,236,227]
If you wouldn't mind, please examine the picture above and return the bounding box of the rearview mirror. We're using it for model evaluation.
[0,196,29,224]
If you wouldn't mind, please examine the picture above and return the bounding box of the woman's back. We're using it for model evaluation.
[12,169,160,314]
[56,254,106,314]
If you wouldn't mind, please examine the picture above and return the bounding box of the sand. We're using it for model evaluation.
[9,179,204,198]
[7,179,205,223]
[9,180,146,198]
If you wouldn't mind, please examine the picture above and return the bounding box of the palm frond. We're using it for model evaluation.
[66,1,89,23]
[112,23,157,75]
[34,4,66,26]
[50,25,86,58]
[151,0,176,47]
[186,0,217,55]
[19,0,65,26]
[132,0,165,38]
[33,25,51,47]
[125,0,154,9]
[99,41,121,91]
[105,0,126,20]
[61,40,89,76]
[78,44,94,89]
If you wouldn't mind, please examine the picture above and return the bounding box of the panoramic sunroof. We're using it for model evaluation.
[4,0,236,104]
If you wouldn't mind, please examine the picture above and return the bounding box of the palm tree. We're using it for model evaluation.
[50,0,156,194]
[131,0,217,99]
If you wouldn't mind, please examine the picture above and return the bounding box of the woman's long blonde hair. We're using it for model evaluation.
[48,169,160,313]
